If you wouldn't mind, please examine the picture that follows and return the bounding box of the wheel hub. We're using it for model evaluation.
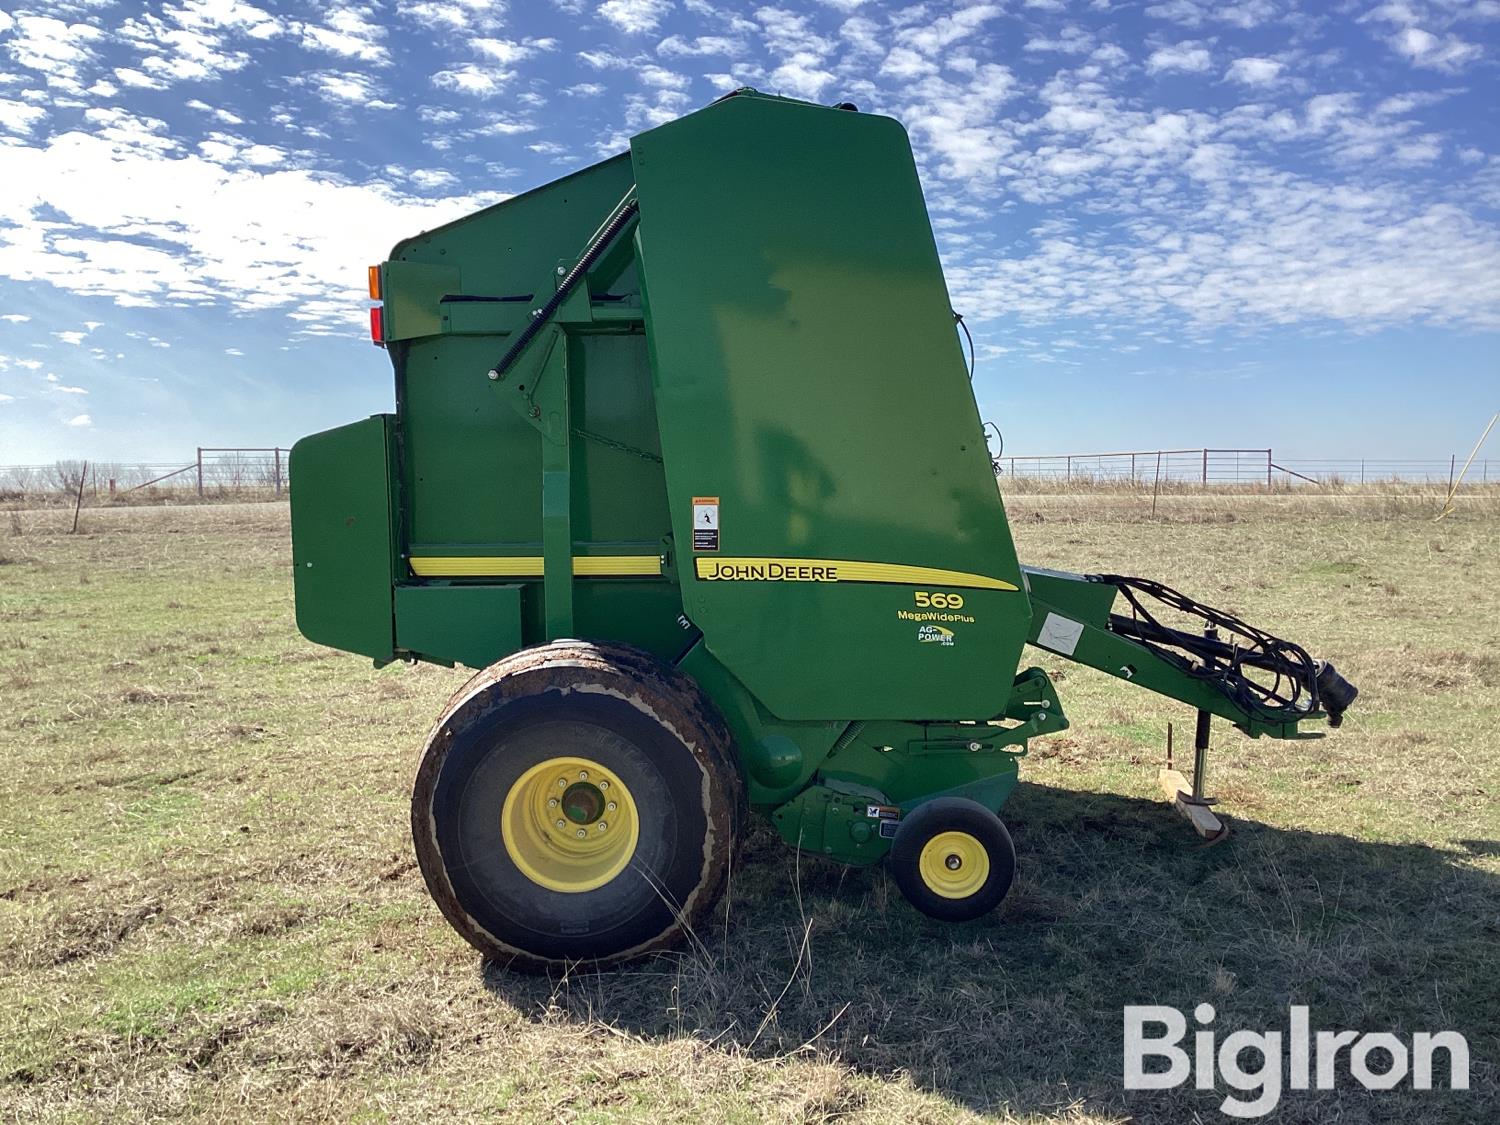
[500,756,638,893]
[917,830,990,899]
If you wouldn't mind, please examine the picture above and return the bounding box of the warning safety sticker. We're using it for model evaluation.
[692,496,720,552]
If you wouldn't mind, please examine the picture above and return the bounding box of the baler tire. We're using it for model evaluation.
[410,641,744,973]
[889,798,1015,923]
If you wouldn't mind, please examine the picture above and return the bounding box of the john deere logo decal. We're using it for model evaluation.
[917,624,954,646]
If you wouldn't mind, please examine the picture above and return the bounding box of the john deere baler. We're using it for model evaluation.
[290,90,1356,970]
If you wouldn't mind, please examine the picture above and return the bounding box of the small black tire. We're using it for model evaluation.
[411,641,744,972]
[889,798,1016,922]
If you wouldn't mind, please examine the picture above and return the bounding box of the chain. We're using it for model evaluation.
[570,426,663,464]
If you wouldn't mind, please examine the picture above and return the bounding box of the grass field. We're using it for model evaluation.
[1,496,1496,1122]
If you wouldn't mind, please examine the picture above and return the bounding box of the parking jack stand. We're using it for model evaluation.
[1159,709,1228,842]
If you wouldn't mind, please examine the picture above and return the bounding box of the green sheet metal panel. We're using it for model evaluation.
[631,93,1030,721]
[395,583,524,668]
[290,415,396,662]
[389,154,639,551]
[379,151,678,658]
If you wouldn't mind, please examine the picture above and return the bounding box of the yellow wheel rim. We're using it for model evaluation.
[918,831,991,900]
[500,756,639,893]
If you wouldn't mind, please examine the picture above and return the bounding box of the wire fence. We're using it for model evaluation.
[3,445,1493,506]
[0,448,289,504]
[998,449,1490,487]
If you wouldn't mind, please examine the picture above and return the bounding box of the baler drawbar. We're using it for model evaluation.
[290,89,1357,970]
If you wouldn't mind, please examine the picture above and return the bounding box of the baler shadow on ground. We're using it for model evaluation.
[483,782,1499,1123]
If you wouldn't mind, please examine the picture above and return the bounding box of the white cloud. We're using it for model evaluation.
[1,314,30,322]
[53,331,86,345]
[398,0,507,31]
[1225,56,1283,85]
[1026,26,1096,55]
[115,2,281,87]
[638,64,688,89]
[473,38,532,64]
[5,15,105,91]
[1391,27,1482,71]
[757,8,833,57]
[114,68,169,90]
[298,5,388,64]
[599,0,673,35]
[657,35,742,56]
[408,168,458,189]
[432,65,510,97]
[0,393,14,404]
[896,3,1000,55]
[579,49,630,69]
[0,131,508,335]
[0,98,47,135]
[770,55,835,98]
[64,414,93,426]
[1146,0,1278,28]
[1147,41,1213,74]
[52,384,88,394]
[174,0,283,40]
[306,70,396,108]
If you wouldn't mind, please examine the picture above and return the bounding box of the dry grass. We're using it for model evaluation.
[0,498,1496,1123]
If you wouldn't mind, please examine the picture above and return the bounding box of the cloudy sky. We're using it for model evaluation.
[0,0,1496,465]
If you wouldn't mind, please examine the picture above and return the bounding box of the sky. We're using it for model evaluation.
[0,0,1496,465]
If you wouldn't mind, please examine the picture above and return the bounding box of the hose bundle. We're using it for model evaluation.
[1094,574,1324,725]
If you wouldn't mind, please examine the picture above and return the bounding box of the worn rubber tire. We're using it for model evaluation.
[889,797,1016,922]
[411,641,744,972]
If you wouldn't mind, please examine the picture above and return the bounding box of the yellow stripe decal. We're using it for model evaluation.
[694,557,1019,591]
[409,555,662,578]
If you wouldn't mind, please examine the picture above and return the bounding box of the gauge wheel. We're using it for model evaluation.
[889,797,1016,922]
[411,640,744,972]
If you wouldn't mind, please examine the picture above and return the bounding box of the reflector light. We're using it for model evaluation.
[370,305,384,346]
[367,265,381,300]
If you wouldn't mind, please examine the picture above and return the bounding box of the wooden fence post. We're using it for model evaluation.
[273,448,283,497]
[71,461,87,534]
[196,447,204,498]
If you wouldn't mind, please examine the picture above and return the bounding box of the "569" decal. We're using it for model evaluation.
[914,590,965,609]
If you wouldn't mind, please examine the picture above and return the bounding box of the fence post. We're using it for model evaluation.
[71,461,88,534]
[1448,454,1456,495]
[1266,450,1272,489]
[1066,455,1071,481]
[274,448,283,497]
[1360,460,1365,485]
[1201,449,1207,485]
[196,447,204,498]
